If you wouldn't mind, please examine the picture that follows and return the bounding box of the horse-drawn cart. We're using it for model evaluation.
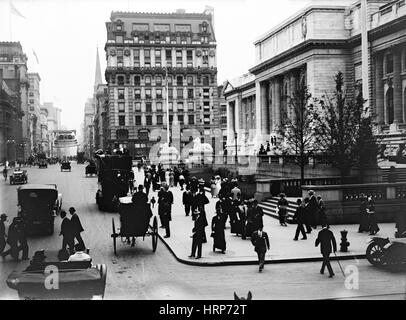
[111,196,158,255]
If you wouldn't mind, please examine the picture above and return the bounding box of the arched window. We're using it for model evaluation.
[176,76,183,86]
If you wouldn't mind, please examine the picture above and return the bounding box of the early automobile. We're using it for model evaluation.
[38,160,47,168]
[17,184,62,235]
[6,250,107,300]
[111,196,158,255]
[95,154,132,211]
[61,161,71,172]
[85,161,97,176]
[9,169,28,185]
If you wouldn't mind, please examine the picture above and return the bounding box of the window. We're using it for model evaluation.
[176,62,183,68]
[168,102,173,110]
[29,92,34,97]
[178,115,184,124]
[156,102,162,111]
[203,76,209,86]
[188,115,195,125]
[119,115,125,126]
[187,50,193,60]
[134,76,140,85]
[203,88,210,96]
[169,115,173,124]
[118,89,125,99]
[201,36,208,44]
[135,116,142,125]
[145,76,151,85]
[135,102,141,111]
[188,102,194,111]
[134,89,141,99]
[177,76,183,86]
[116,24,122,31]
[177,102,184,112]
[187,76,193,86]
[146,102,152,113]
[146,115,152,125]
[134,49,140,59]
[118,102,125,112]
[144,49,150,59]
[156,76,162,85]
[187,62,193,68]
[188,89,194,99]
[29,99,34,104]
[202,50,209,65]
[168,89,173,98]
[155,50,161,58]
[144,62,150,68]
[116,35,123,43]
[166,49,172,60]
[156,89,162,99]
[134,62,140,68]
[167,76,172,85]
[386,54,394,74]
[177,88,183,99]
[145,89,151,99]
[155,62,161,67]
[176,50,182,60]
[117,76,124,85]
[166,61,172,68]
[157,115,163,125]
[117,49,123,57]
[221,116,227,125]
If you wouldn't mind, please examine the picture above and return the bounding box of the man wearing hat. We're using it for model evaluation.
[69,207,85,249]
[0,214,7,254]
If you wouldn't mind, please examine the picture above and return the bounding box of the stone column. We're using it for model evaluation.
[393,47,403,123]
[375,52,384,124]
[254,81,263,147]
[290,71,298,122]
[268,80,274,132]
[260,81,269,136]
[226,101,235,147]
[274,77,281,128]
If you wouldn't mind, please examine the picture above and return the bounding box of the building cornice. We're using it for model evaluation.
[249,39,349,75]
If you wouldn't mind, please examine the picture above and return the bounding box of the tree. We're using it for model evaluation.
[314,72,379,182]
[278,84,318,185]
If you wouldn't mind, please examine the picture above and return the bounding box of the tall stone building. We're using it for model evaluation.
[104,8,219,159]
[43,102,62,158]
[0,42,30,162]
[27,73,41,154]
[224,0,406,160]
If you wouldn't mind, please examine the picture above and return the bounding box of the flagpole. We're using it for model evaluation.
[9,0,12,41]
[166,68,170,146]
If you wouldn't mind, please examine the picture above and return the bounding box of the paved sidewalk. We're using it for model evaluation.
[147,185,396,266]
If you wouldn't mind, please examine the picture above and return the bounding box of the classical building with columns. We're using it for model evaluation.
[104,8,220,159]
[225,0,406,160]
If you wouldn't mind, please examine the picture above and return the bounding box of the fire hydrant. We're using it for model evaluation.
[340,230,350,252]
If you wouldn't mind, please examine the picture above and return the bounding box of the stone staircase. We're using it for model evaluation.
[381,167,406,182]
[258,197,298,223]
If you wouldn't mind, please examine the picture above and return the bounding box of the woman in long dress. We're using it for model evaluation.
[210,176,217,198]
[211,209,226,253]
[214,176,221,197]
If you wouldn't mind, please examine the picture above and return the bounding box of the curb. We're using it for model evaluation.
[157,233,366,267]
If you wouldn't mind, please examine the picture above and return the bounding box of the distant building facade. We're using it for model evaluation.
[0,42,30,162]
[27,73,41,154]
[225,0,406,160]
[104,8,220,160]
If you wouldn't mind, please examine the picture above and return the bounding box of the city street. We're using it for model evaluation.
[0,163,405,300]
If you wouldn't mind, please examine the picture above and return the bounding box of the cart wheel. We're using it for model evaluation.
[112,218,117,255]
[366,241,385,266]
[152,216,158,252]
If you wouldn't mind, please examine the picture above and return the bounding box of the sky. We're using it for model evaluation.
[0,0,356,132]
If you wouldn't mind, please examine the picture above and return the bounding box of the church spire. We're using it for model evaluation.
[94,46,102,89]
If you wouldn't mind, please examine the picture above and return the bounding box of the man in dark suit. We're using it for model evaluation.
[132,185,148,205]
[69,207,85,249]
[60,210,74,254]
[189,210,206,259]
[307,190,319,228]
[182,185,193,216]
[315,224,337,278]
[293,199,307,240]
[251,226,270,272]
[160,185,173,238]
